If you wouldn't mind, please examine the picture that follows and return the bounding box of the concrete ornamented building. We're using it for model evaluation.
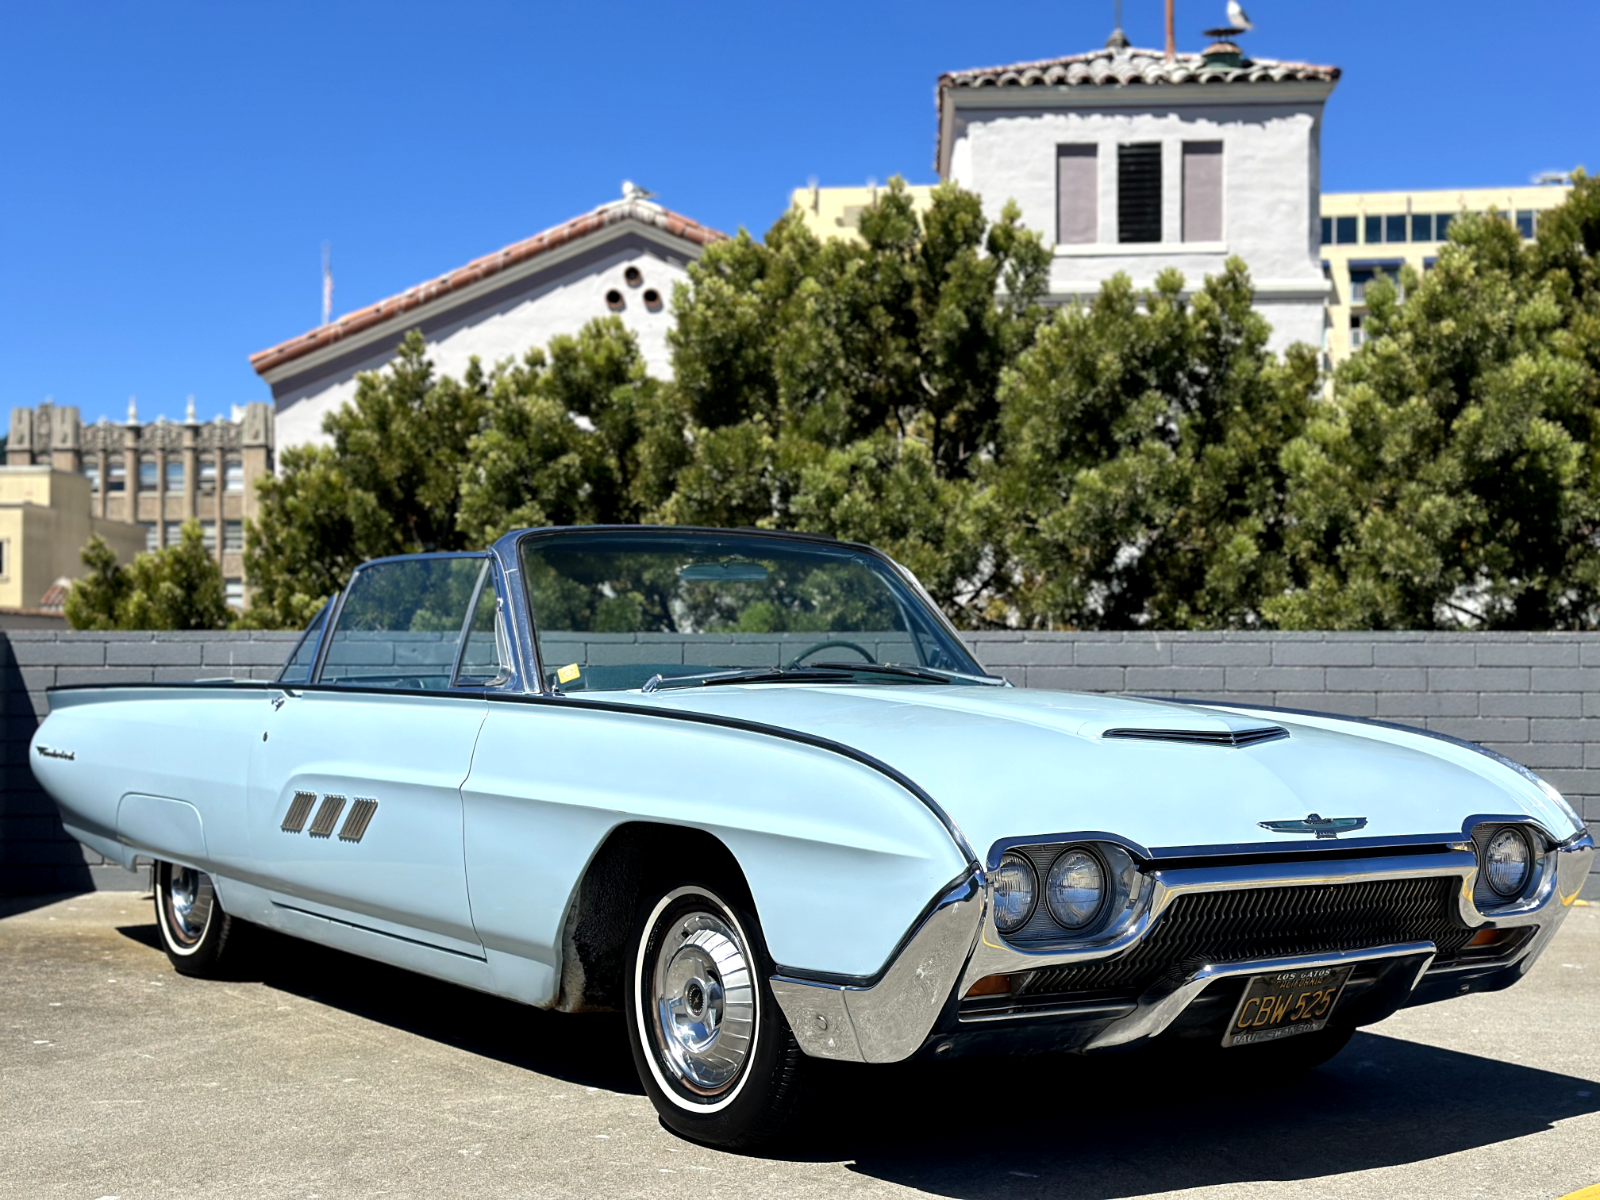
[6,400,275,608]
[253,191,725,453]
[932,35,1340,353]
[1319,184,1573,364]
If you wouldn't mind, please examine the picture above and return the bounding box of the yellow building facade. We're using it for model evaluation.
[0,467,144,614]
[1319,185,1572,365]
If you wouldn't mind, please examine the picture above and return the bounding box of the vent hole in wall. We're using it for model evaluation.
[605,289,625,312]
[643,289,662,312]
[624,266,643,287]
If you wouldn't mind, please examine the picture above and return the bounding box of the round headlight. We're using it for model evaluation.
[1484,827,1533,899]
[1046,848,1106,929]
[992,853,1038,933]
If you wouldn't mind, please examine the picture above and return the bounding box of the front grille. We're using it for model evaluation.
[1018,876,1473,998]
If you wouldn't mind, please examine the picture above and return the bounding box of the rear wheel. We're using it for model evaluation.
[153,861,242,977]
[624,882,809,1150]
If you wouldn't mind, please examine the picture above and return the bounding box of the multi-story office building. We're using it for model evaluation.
[1319,185,1573,365]
[5,400,274,609]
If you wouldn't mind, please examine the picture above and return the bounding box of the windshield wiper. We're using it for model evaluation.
[641,667,839,693]
[801,661,1006,686]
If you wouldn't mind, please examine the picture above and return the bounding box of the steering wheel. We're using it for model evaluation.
[784,640,877,670]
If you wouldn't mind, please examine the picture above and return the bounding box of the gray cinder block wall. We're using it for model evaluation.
[2,630,1596,900]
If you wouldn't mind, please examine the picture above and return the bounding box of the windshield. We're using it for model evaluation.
[517,529,988,692]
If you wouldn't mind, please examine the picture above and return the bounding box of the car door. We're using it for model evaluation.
[246,555,491,955]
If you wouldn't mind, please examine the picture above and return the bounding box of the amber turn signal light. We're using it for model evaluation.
[964,974,1012,997]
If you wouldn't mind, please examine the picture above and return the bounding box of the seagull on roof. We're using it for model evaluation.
[621,180,656,201]
[1227,0,1254,31]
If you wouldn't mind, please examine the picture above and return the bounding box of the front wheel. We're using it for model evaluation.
[624,882,810,1149]
[153,861,242,977]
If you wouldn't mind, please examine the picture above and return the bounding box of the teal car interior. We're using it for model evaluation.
[30,525,1596,1149]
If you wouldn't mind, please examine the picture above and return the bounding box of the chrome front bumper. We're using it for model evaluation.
[770,828,1595,1065]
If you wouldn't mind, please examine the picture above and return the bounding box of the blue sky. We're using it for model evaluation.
[3,0,1595,426]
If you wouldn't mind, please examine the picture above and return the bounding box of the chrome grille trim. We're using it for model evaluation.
[281,791,317,834]
[338,798,379,843]
[307,795,346,839]
[1103,726,1289,748]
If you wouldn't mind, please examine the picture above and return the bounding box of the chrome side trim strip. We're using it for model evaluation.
[1085,941,1438,1051]
[770,872,985,1064]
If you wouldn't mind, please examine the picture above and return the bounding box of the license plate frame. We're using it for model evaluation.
[1222,964,1354,1048]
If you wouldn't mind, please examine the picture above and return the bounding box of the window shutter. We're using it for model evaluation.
[1182,142,1223,242]
[1056,145,1098,245]
[1118,143,1162,244]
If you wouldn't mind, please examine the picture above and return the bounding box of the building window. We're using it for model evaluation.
[198,457,217,493]
[1334,216,1358,245]
[224,578,244,610]
[85,462,100,493]
[1364,215,1381,245]
[1056,144,1098,245]
[1385,214,1407,244]
[1117,143,1162,244]
[142,522,159,552]
[0,538,8,580]
[224,459,244,492]
[139,457,158,492]
[1181,142,1223,242]
[1435,213,1454,241]
[107,459,126,492]
[1349,312,1364,350]
[164,523,184,548]
[1320,217,1333,245]
[223,521,244,553]
[166,460,185,493]
[1516,210,1536,239]
[1411,213,1434,242]
[200,521,218,553]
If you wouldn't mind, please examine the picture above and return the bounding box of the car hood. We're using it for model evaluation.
[613,684,1577,862]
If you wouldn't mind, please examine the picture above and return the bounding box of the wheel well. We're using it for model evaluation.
[555,822,751,1013]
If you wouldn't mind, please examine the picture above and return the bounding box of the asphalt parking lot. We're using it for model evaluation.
[2,893,1598,1200]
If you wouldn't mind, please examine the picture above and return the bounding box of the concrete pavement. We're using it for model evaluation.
[2,892,1598,1200]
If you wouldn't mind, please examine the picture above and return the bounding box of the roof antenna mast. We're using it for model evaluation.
[1107,0,1128,49]
[1165,0,1176,62]
[321,241,334,327]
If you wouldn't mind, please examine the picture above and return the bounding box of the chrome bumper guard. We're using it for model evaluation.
[771,829,1594,1065]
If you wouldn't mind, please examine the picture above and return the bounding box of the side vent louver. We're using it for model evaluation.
[307,795,347,838]
[281,791,317,834]
[338,798,379,843]
[1103,726,1289,748]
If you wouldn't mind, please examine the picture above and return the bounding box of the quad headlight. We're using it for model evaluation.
[1483,826,1533,899]
[1046,847,1106,929]
[992,853,1038,933]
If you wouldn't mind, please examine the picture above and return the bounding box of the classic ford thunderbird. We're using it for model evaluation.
[32,526,1596,1147]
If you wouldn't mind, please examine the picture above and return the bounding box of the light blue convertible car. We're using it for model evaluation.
[32,526,1596,1147]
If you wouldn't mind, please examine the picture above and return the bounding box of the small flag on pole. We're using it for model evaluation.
[321,241,334,326]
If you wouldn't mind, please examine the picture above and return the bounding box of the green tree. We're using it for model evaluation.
[995,261,1320,629]
[65,522,229,631]
[456,317,688,546]
[1268,174,1600,629]
[661,179,1051,619]
[243,330,488,627]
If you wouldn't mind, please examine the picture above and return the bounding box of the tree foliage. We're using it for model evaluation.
[238,174,1600,633]
[1267,173,1600,629]
[65,522,229,631]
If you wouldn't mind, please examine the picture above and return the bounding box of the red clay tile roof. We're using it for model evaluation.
[249,199,726,378]
[938,45,1340,91]
[38,579,71,612]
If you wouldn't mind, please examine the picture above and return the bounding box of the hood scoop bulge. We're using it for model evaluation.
[1102,725,1289,748]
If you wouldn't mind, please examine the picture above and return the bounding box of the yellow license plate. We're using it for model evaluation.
[1222,965,1353,1048]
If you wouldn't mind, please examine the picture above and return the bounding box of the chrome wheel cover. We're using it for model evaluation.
[650,909,756,1096]
[164,865,214,947]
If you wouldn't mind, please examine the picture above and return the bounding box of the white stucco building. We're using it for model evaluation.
[933,34,1340,352]
[252,194,724,452]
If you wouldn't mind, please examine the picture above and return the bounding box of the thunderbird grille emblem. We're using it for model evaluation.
[1259,813,1369,840]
